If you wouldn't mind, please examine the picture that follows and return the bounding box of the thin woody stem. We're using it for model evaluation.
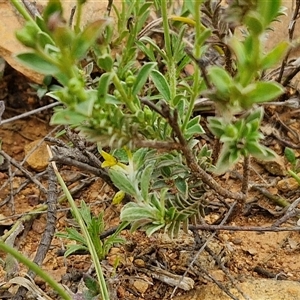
[160,103,245,201]
[241,155,250,195]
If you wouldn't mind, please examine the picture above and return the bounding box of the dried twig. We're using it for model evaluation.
[253,266,287,280]
[7,162,14,213]
[107,0,114,16]
[21,0,41,18]
[50,153,113,189]
[241,155,250,195]
[0,150,47,194]
[139,265,194,291]
[189,224,300,232]
[0,171,47,208]
[271,196,300,227]
[171,201,237,298]
[133,139,182,151]
[185,47,213,89]
[0,102,61,126]
[160,102,245,201]
[14,165,58,299]
[277,0,300,84]
[231,171,289,207]
[35,165,58,266]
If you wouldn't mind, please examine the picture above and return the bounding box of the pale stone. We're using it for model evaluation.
[173,279,300,300]
[255,156,286,176]
[133,279,149,294]
[278,177,300,192]
[24,139,49,171]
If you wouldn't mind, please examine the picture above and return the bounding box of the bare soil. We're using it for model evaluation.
[0,64,300,300]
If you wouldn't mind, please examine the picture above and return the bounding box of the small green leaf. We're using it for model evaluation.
[185,116,204,138]
[183,1,195,14]
[138,1,153,16]
[52,27,74,50]
[223,123,239,139]
[243,81,284,106]
[113,148,128,163]
[16,53,60,75]
[139,37,168,60]
[36,87,48,99]
[245,107,264,123]
[194,28,212,48]
[37,31,55,48]
[245,12,264,35]
[145,224,165,236]
[132,62,156,95]
[214,146,240,175]
[261,41,289,70]
[136,41,156,61]
[75,92,96,117]
[72,19,111,59]
[187,115,201,128]
[175,178,188,198]
[120,203,157,222]
[140,164,154,201]
[15,22,40,48]
[97,72,113,105]
[257,0,281,27]
[97,53,114,72]
[207,117,226,137]
[229,36,247,66]
[208,66,232,96]
[43,0,63,23]
[84,275,100,296]
[64,244,88,257]
[161,166,171,177]
[51,109,87,125]
[132,148,149,169]
[176,98,185,117]
[284,147,296,164]
[150,192,165,213]
[246,141,266,157]
[109,168,137,196]
[150,70,171,101]
[78,200,92,225]
[56,228,85,244]
[247,142,277,160]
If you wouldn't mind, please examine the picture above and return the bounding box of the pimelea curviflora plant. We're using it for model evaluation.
[13,0,288,240]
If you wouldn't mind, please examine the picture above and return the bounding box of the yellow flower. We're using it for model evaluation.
[112,190,125,205]
[100,150,128,170]
[100,150,118,168]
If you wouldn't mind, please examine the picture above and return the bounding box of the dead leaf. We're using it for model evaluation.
[0,1,44,83]
[0,0,122,83]
[9,276,57,300]
[0,213,14,226]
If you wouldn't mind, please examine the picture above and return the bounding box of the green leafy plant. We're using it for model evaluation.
[12,0,288,239]
[284,147,300,186]
[56,200,125,259]
[208,107,277,174]
[29,75,57,99]
[285,147,300,173]
[82,274,102,299]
